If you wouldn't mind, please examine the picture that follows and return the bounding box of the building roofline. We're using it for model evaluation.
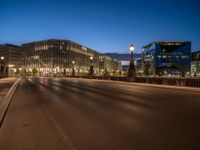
[192,50,200,53]
[142,41,191,49]
[0,43,20,48]
[22,39,69,45]
[22,39,102,54]
[155,41,191,44]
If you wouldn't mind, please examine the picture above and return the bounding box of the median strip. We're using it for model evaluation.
[0,78,21,127]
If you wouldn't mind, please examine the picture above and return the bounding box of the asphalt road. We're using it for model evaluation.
[0,77,200,150]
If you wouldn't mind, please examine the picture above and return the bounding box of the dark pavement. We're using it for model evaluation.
[0,77,200,150]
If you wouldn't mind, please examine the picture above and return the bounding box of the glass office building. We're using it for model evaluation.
[142,41,191,76]
[191,50,200,77]
[22,39,119,76]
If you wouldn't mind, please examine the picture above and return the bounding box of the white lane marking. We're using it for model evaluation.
[28,79,77,150]
[0,78,20,127]
[40,103,77,150]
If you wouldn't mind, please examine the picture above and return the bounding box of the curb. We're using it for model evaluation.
[0,78,21,127]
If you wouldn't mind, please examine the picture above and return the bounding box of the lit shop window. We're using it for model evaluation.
[35,45,48,51]
[33,55,39,59]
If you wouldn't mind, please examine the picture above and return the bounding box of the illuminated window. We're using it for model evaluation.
[33,55,39,59]
[157,55,161,58]
[181,55,189,59]
[163,55,167,58]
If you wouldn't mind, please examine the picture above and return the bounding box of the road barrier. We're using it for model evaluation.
[0,78,20,127]
[67,76,200,88]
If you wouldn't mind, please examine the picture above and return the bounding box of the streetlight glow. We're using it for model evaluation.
[129,44,135,52]
[72,61,75,64]
[1,56,4,60]
[127,43,136,79]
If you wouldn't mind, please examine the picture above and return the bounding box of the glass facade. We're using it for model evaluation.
[0,44,22,76]
[142,41,191,76]
[22,39,119,76]
[191,50,200,77]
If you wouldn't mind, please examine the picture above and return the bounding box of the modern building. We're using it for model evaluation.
[0,44,22,76]
[191,50,200,77]
[22,39,119,76]
[142,41,191,76]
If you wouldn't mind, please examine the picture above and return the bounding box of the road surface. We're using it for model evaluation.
[0,77,200,150]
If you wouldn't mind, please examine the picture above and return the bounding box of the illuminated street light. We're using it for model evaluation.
[0,56,5,77]
[141,48,145,75]
[72,61,75,76]
[89,56,94,76]
[127,44,136,79]
[129,44,135,52]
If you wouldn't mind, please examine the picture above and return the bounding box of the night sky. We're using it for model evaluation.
[0,0,199,53]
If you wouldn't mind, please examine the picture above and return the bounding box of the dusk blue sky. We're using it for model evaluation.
[0,0,199,53]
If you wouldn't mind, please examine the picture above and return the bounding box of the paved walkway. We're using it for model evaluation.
[0,78,17,105]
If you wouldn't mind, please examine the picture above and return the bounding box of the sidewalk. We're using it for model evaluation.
[0,78,18,105]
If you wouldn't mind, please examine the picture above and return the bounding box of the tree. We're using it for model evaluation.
[89,65,94,76]
[72,68,75,76]
[103,68,109,78]
[16,68,20,75]
[143,61,150,76]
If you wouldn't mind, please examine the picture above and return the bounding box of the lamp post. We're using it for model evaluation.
[141,48,145,76]
[127,44,136,79]
[89,56,94,76]
[72,61,75,76]
[0,56,5,77]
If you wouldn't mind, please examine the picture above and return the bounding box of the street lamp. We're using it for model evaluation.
[0,56,5,77]
[128,44,136,79]
[72,61,75,76]
[141,48,145,76]
[89,56,94,76]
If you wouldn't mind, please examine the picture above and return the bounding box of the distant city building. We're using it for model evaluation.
[104,53,141,74]
[142,41,191,76]
[191,50,200,77]
[22,39,119,76]
[0,44,22,76]
[99,55,120,76]
[0,40,196,78]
